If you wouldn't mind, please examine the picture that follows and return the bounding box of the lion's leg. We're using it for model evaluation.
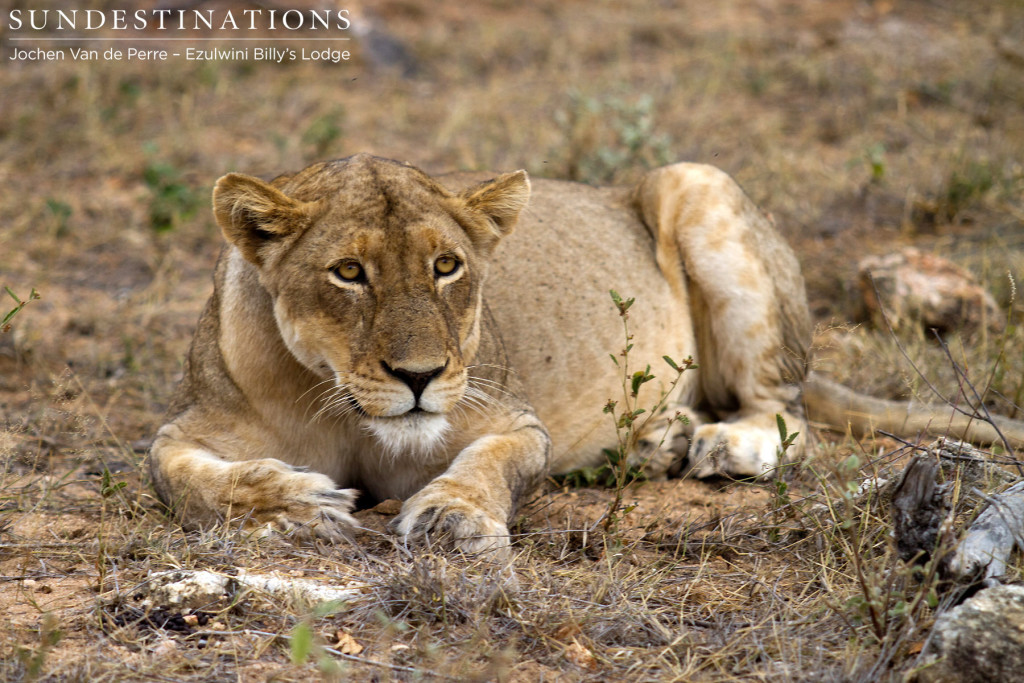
[389,414,550,555]
[149,423,358,541]
[635,163,812,478]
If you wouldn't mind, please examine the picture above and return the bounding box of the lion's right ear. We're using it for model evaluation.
[213,173,315,265]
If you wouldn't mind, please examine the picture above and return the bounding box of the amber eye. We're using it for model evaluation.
[434,255,461,277]
[332,261,364,282]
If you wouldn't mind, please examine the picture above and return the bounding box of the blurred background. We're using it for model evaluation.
[3,0,1023,431]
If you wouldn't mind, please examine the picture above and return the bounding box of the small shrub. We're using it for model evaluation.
[554,93,674,184]
[2,287,40,334]
[142,154,203,233]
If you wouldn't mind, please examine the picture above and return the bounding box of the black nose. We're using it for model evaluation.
[381,362,446,403]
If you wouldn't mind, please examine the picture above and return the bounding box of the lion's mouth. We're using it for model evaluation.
[362,411,451,457]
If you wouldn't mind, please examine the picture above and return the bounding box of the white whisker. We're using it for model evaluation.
[466,377,516,399]
[467,362,518,376]
[296,377,337,404]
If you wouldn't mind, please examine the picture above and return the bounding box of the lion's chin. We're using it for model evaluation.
[363,412,450,460]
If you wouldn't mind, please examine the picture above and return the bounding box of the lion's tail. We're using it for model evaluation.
[803,372,1024,450]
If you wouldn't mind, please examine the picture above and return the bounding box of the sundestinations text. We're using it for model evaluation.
[5,9,351,32]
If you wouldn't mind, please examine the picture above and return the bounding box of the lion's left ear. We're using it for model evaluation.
[461,170,531,242]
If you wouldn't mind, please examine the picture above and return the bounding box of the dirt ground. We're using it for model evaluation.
[2,0,1024,680]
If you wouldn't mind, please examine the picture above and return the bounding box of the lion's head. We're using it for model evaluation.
[212,154,530,452]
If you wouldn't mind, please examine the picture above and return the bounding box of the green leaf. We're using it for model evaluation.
[630,366,654,395]
[102,481,127,498]
[609,290,635,314]
[663,355,680,372]
[631,371,643,395]
[776,414,788,443]
[313,600,344,618]
[290,621,313,665]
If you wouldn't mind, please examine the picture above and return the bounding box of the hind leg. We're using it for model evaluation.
[635,163,812,478]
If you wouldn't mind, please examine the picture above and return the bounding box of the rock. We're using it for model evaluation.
[135,569,368,611]
[919,584,1024,683]
[857,248,1004,335]
[140,570,232,611]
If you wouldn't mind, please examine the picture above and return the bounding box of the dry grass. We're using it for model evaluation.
[3,0,1024,680]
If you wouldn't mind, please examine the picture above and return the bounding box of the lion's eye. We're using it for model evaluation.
[434,256,461,277]
[332,261,364,282]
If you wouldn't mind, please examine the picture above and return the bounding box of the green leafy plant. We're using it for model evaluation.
[2,287,40,334]
[865,142,886,183]
[555,93,674,184]
[15,613,62,682]
[95,467,128,593]
[600,290,696,535]
[45,198,72,237]
[290,600,347,677]
[302,107,346,157]
[142,157,203,233]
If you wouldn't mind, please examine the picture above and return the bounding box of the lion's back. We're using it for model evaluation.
[480,178,695,471]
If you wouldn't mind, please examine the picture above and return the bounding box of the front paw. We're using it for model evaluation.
[389,479,510,555]
[224,459,358,542]
[688,419,787,479]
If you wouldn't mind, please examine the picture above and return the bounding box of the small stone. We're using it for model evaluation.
[857,248,1004,335]
[333,630,364,655]
[370,499,403,515]
[919,584,1024,683]
[564,638,597,671]
[151,639,178,657]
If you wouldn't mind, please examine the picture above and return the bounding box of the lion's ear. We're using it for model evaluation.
[213,173,314,265]
[461,170,531,241]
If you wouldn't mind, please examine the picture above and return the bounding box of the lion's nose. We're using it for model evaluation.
[381,361,446,403]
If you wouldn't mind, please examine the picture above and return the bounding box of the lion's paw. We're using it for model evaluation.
[389,480,510,556]
[688,417,793,479]
[225,459,358,542]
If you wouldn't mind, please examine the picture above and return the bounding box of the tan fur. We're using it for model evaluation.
[149,154,1024,552]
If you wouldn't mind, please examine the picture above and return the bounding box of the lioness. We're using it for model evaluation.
[150,154,1023,552]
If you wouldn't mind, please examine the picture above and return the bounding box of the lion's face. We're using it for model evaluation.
[213,154,530,450]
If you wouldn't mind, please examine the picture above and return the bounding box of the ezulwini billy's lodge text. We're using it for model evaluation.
[9,46,351,63]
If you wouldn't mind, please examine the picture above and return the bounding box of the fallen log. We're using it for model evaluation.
[887,440,1024,581]
[946,480,1024,581]
[890,454,953,564]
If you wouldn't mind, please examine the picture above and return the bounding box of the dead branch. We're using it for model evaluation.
[890,454,953,564]
[947,480,1024,581]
